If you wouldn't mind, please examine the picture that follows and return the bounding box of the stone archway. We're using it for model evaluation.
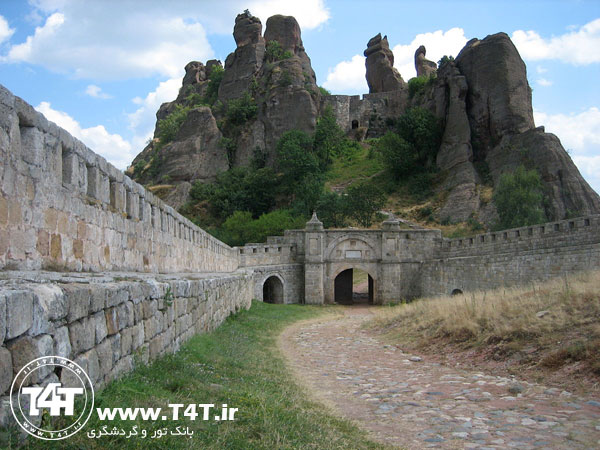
[263,275,284,304]
[333,267,375,305]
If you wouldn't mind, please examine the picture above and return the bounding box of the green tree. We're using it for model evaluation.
[203,65,225,105]
[376,132,416,179]
[394,107,442,169]
[217,210,305,246]
[313,106,347,169]
[316,191,349,228]
[276,130,320,193]
[189,167,278,220]
[493,165,547,230]
[345,183,386,227]
[225,92,258,126]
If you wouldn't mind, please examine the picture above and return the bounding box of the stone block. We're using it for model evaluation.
[109,334,121,364]
[8,334,53,384]
[53,326,71,358]
[0,347,12,395]
[29,284,66,336]
[64,285,90,323]
[106,285,129,308]
[0,295,5,346]
[89,285,106,313]
[142,299,157,319]
[94,311,108,344]
[5,290,33,339]
[131,322,145,351]
[120,327,133,356]
[69,317,95,355]
[105,307,119,335]
[79,348,100,384]
[95,338,113,378]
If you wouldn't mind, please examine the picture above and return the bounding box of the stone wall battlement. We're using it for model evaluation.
[0,85,239,273]
[440,215,600,258]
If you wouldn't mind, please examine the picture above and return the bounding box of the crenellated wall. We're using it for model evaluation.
[421,215,600,296]
[0,85,239,274]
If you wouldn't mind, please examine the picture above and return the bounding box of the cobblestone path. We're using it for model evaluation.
[279,307,600,449]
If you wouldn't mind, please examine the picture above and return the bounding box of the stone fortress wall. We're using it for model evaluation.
[0,85,253,426]
[0,85,599,428]
[0,85,238,274]
[423,215,600,296]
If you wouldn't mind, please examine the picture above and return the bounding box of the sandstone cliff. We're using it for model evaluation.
[130,14,599,225]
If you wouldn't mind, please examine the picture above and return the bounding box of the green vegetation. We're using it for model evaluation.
[407,74,436,99]
[157,104,191,144]
[203,65,225,106]
[437,55,455,68]
[265,40,293,62]
[189,167,279,220]
[14,303,384,449]
[493,165,547,230]
[319,86,331,96]
[344,183,386,227]
[216,210,306,246]
[224,92,258,126]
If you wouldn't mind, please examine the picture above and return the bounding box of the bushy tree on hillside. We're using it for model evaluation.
[394,107,442,169]
[493,165,547,230]
[345,183,386,227]
[316,192,349,228]
[189,167,278,220]
[217,210,305,246]
[376,132,416,179]
[276,130,320,193]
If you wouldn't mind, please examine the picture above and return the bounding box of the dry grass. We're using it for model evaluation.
[368,271,600,376]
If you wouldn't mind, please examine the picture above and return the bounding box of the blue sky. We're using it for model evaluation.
[1,0,599,192]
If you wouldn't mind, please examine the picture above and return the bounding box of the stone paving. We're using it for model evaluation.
[280,307,600,449]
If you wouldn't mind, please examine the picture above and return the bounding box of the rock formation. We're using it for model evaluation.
[130,14,599,224]
[364,33,405,93]
[414,45,437,78]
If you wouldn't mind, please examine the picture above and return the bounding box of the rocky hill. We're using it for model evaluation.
[129,11,600,228]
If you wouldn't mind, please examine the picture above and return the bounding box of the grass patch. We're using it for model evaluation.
[16,302,384,450]
[325,144,384,189]
[367,271,600,377]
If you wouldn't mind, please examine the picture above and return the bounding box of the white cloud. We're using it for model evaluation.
[536,66,548,74]
[35,101,134,170]
[4,0,329,81]
[247,0,329,30]
[127,78,182,152]
[537,78,553,87]
[534,107,600,193]
[572,155,600,194]
[0,15,15,44]
[512,18,600,64]
[85,84,111,99]
[322,54,367,94]
[5,4,213,80]
[391,27,468,80]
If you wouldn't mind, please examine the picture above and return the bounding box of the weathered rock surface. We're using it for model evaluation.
[219,11,265,102]
[414,45,437,78]
[435,63,481,222]
[455,33,534,156]
[486,127,600,220]
[364,33,405,93]
[130,15,599,223]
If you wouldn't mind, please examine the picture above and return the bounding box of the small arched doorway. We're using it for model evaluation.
[451,288,463,296]
[263,276,284,304]
[334,268,374,305]
[351,119,359,129]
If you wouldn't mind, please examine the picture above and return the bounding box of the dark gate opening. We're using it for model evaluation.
[351,119,359,129]
[263,276,284,304]
[334,269,374,305]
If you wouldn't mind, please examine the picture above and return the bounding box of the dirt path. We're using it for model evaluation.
[279,307,600,449]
